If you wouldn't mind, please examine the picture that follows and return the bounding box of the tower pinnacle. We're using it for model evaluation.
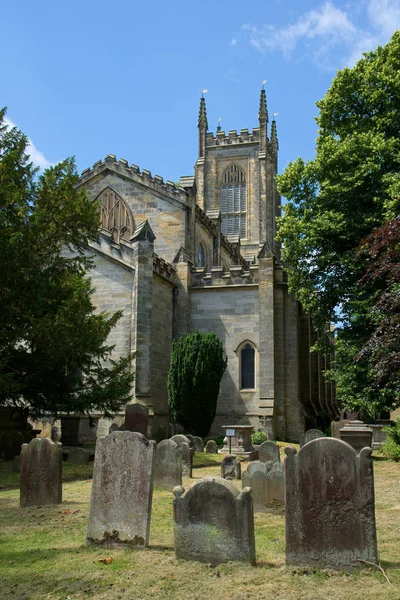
[271,116,279,151]
[198,96,208,131]
[258,88,268,123]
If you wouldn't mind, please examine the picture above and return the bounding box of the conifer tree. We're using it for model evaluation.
[167,330,227,437]
[0,109,134,418]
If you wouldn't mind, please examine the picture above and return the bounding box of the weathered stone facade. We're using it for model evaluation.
[77,90,335,443]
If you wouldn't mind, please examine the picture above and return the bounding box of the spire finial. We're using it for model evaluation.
[198,90,208,130]
[271,113,278,150]
[258,81,268,122]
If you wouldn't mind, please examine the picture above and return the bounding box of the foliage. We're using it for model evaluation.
[167,330,227,437]
[277,32,400,416]
[251,430,268,445]
[0,109,134,418]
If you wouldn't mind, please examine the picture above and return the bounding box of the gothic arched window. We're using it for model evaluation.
[97,187,133,243]
[197,242,205,267]
[221,164,247,239]
[241,343,255,389]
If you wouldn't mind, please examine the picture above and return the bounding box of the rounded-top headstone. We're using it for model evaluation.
[205,440,218,454]
[258,440,280,464]
[170,434,191,446]
[193,436,204,453]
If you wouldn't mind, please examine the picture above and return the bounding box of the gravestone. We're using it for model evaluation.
[265,462,284,506]
[20,438,62,507]
[180,441,193,478]
[13,455,20,473]
[300,429,326,448]
[242,461,284,511]
[221,454,241,480]
[185,434,195,448]
[193,436,204,453]
[170,434,191,446]
[205,440,218,454]
[246,460,269,477]
[258,440,280,464]
[108,423,121,434]
[87,431,156,547]
[51,424,61,443]
[285,438,378,569]
[242,462,269,511]
[154,439,182,489]
[173,477,256,565]
[2,431,24,460]
[124,403,149,437]
[67,448,90,465]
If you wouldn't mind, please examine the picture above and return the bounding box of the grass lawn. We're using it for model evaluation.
[0,448,399,600]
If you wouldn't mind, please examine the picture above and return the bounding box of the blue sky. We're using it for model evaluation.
[2,1,400,182]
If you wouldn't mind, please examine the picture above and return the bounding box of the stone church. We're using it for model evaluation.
[78,89,335,443]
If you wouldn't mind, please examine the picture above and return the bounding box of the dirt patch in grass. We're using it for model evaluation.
[0,455,399,599]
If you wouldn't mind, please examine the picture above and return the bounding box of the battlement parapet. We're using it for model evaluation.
[190,264,259,288]
[153,253,176,283]
[79,155,188,204]
[205,127,260,148]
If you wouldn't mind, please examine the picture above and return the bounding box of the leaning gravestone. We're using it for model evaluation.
[173,477,256,565]
[67,448,90,465]
[258,440,280,464]
[3,431,24,460]
[20,438,62,507]
[87,431,156,548]
[221,454,241,480]
[124,403,149,437]
[180,441,193,478]
[193,436,204,453]
[299,429,326,448]
[154,439,182,489]
[285,438,378,569]
[205,440,218,454]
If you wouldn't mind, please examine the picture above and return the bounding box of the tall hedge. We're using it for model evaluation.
[167,330,227,437]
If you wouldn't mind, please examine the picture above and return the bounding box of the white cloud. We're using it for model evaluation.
[4,117,55,171]
[240,0,400,67]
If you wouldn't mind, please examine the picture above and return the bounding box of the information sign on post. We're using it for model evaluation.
[225,429,235,454]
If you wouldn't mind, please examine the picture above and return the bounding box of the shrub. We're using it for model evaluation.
[167,330,227,438]
[382,418,400,461]
[252,430,268,445]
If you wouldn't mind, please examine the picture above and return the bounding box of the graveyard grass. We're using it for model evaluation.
[1,449,400,600]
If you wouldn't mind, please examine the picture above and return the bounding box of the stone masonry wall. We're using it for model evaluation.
[84,172,188,264]
[88,247,134,361]
[151,273,174,420]
[190,286,259,436]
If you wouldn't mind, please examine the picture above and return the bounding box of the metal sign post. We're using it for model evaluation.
[225,428,235,454]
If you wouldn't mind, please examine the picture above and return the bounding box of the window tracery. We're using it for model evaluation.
[98,187,133,243]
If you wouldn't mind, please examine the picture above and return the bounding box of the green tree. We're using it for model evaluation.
[0,109,134,418]
[167,330,227,437]
[277,33,400,416]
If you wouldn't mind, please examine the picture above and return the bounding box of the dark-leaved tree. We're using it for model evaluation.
[167,330,227,437]
[277,32,400,418]
[0,109,134,418]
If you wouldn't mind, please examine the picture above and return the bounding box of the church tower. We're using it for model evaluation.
[195,87,280,264]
